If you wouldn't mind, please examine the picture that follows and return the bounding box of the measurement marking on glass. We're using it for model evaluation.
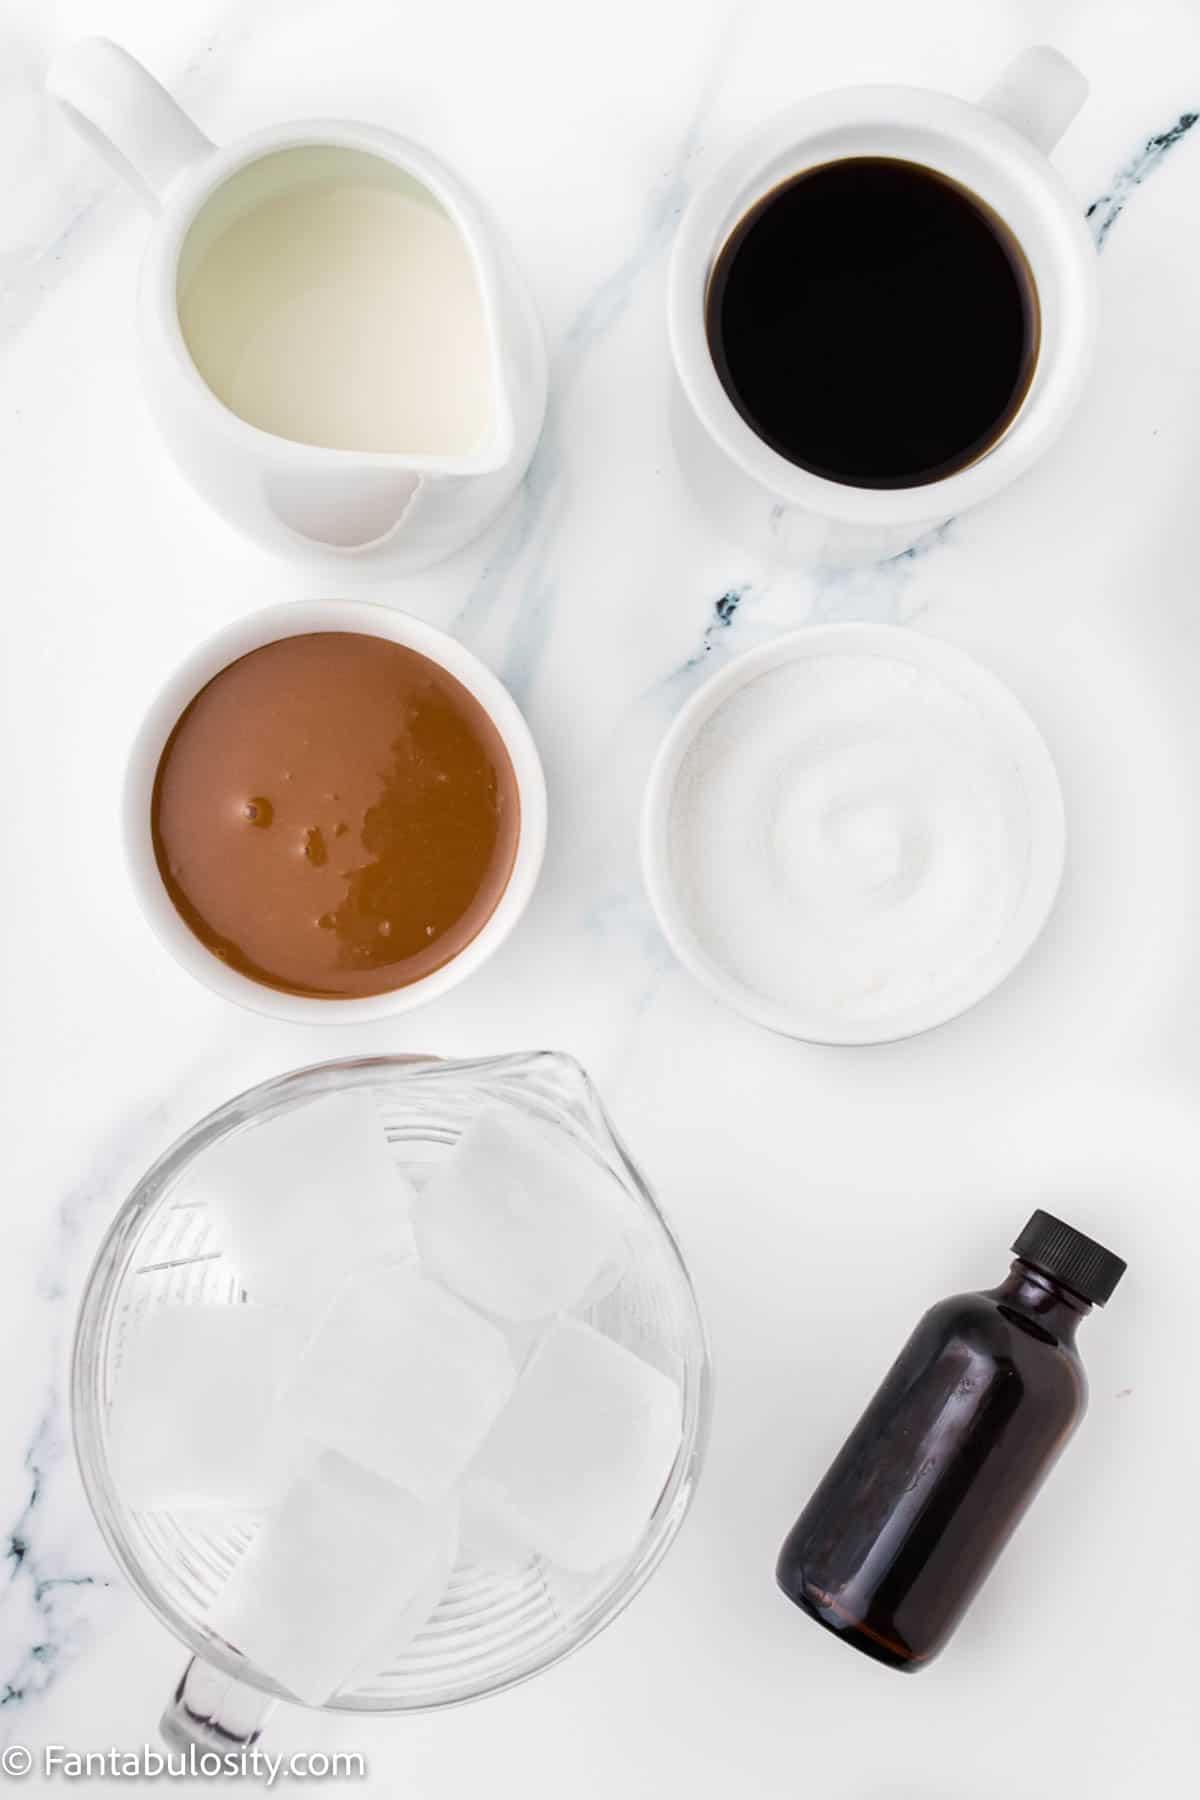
[135,1250,224,1273]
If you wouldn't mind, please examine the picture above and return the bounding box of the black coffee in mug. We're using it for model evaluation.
[705,156,1039,490]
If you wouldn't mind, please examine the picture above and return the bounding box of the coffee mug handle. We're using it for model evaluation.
[159,1656,276,1758]
[47,38,214,210]
[980,45,1089,157]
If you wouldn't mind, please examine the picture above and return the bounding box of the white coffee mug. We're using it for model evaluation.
[48,39,547,571]
[667,47,1098,567]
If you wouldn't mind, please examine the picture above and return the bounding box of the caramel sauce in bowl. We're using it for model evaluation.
[125,602,546,1021]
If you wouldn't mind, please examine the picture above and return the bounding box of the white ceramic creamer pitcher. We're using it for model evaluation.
[48,39,547,571]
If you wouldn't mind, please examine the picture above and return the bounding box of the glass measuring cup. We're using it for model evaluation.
[72,1053,710,1749]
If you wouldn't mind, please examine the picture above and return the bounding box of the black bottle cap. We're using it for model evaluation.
[1012,1210,1126,1306]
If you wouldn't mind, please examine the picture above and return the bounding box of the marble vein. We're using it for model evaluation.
[0,1069,221,1718]
[452,9,748,697]
[661,517,956,704]
[1087,111,1199,248]
[452,137,700,692]
[677,588,750,674]
[2,1413,102,1716]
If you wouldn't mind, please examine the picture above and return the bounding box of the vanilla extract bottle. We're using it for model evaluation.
[776,1211,1126,1670]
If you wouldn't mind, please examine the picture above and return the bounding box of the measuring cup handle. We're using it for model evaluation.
[47,37,214,210]
[980,45,1089,157]
[159,1657,276,1757]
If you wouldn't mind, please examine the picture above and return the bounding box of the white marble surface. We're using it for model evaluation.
[3,0,1200,1792]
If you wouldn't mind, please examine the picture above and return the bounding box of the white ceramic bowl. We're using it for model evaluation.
[125,600,547,1023]
[641,624,1066,1046]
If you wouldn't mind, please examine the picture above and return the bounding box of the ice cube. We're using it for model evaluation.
[211,1450,455,1705]
[276,1264,516,1500]
[108,1303,305,1511]
[540,1560,612,1626]
[413,1106,627,1322]
[178,1091,418,1313]
[458,1491,536,1571]
[470,1318,682,1572]
[495,1316,550,1374]
[339,1504,459,1693]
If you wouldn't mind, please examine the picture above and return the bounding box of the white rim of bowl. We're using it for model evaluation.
[640,623,1066,1046]
[124,600,547,1023]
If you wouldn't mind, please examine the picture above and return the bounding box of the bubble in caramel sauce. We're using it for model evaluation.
[242,797,274,827]
[150,633,521,998]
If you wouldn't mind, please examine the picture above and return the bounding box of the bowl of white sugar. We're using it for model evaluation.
[641,624,1065,1046]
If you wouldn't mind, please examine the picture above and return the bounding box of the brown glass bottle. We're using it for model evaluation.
[776,1212,1125,1672]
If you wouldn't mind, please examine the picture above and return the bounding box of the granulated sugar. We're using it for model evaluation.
[668,651,1033,1035]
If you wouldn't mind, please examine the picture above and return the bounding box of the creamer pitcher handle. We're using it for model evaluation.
[47,38,214,210]
[159,1657,276,1759]
[980,46,1088,156]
